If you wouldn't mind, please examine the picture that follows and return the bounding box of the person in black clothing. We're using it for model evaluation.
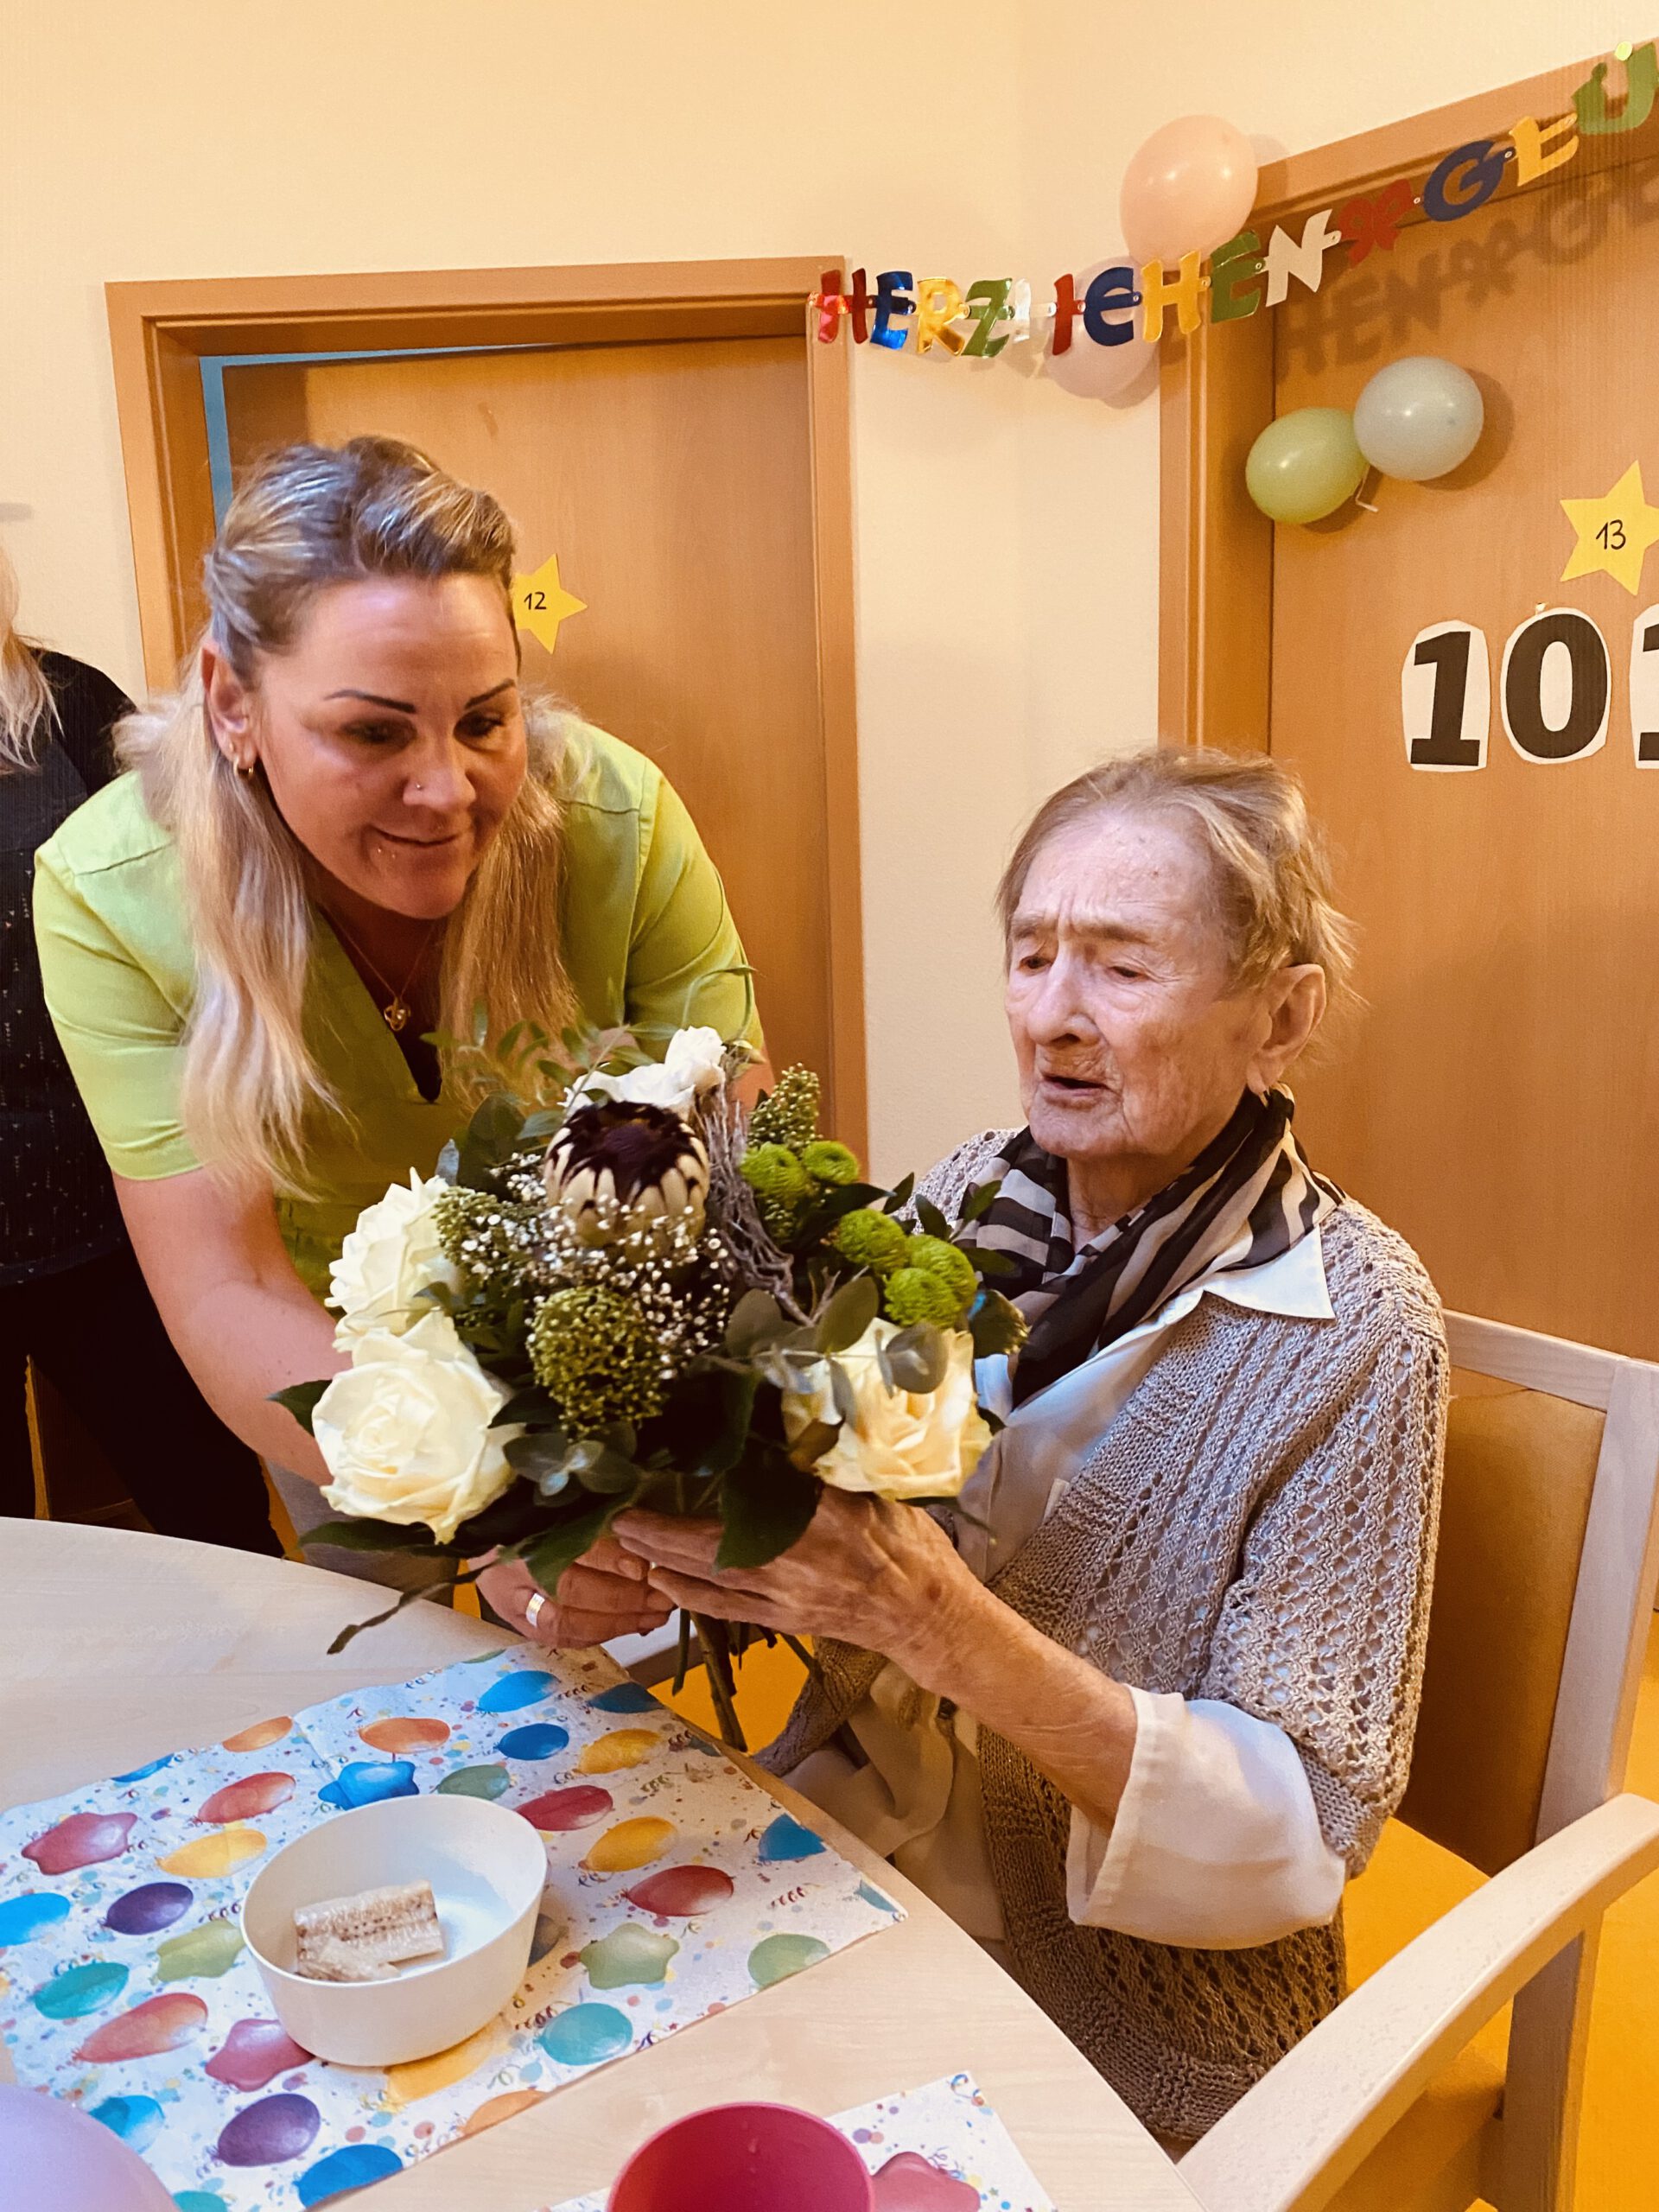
[0,556,278,1552]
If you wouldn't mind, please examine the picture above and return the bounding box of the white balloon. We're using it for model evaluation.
[1353,356,1484,481]
[1045,258,1159,404]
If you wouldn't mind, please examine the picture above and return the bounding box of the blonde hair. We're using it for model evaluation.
[119,436,575,1192]
[997,746,1357,1022]
[0,546,56,772]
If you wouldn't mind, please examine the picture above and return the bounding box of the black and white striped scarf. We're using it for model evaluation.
[965,1088,1341,1408]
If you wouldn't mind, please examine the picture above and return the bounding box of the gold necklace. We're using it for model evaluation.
[327,912,440,1033]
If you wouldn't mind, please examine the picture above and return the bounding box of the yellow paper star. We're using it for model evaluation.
[1560,461,1659,594]
[512,552,587,653]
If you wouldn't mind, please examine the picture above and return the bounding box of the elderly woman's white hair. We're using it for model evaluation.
[997,746,1358,1023]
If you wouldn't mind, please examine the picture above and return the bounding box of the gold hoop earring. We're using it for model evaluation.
[237,760,255,779]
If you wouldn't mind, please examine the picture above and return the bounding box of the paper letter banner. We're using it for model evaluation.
[1402,621,1489,772]
[0,1650,899,2210]
[807,41,1652,387]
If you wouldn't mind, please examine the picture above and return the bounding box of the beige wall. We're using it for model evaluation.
[1,0,1626,1174]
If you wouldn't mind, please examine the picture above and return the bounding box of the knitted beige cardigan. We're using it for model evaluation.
[762,1134,1449,2140]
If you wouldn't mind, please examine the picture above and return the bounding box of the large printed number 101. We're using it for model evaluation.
[1402,608,1659,770]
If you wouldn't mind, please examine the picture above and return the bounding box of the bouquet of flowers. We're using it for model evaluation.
[280,1022,1026,1746]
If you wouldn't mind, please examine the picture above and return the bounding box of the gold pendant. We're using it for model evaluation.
[384,999,410,1033]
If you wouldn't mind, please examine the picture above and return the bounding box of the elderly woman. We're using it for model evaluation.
[610,748,1447,2144]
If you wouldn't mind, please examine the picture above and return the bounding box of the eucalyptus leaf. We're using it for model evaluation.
[436,1137,461,1185]
[270,1379,330,1437]
[881,1321,949,1393]
[715,1452,820,1570]
[504,1427,573,1478]
[817,1274,878,1357]
[827,1359,860,1427]
[518,1109,566,1142]
[724,1288,788,1358]
[564,1438,645,1496]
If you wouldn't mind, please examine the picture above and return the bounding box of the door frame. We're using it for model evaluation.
[1156,48,1651,753]
[105,256,867,1153]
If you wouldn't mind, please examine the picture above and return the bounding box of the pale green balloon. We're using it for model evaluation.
[1245,407,1366,524]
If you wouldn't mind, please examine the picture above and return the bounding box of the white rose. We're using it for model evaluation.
[579,1027,728,1118]
[328,1171,461,1348]
[781,1319,992,1503]
[314,1310,524,1545]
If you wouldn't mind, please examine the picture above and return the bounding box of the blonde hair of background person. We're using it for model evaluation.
[118,454,576,1196]
[0,547,56,771]
[34,437,764,1635]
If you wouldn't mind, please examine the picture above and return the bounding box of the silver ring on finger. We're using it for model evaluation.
[524,1592,546,1632]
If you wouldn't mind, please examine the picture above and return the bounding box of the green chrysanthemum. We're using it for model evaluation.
[833,1207,909,1274]
[801,1139,861,1186]
[882,1266,960,1329]
[747,1065,821,1152]
[902,1234,978,1312]
[528,1285,664,1436]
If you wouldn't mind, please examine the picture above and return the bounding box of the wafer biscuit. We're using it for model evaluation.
[293,1880,445,1981]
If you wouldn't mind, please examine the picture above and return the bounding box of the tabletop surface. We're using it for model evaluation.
[0,1520,1200,2212]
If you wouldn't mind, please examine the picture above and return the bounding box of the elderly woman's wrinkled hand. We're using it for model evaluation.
[611,1491,982,1687]
[475,1537,673,1649]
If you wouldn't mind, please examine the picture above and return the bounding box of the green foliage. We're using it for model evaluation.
[817,1273,879,1355]
[882,1266,959,1329]
[270,1378,329,1438]
[969,1287,1029,1359]
[528,1286,665,1436]
[832,1208,909,1275]
[747,1065,820,1151]
[877,1322,950,1394]
[716,1449,820,1570]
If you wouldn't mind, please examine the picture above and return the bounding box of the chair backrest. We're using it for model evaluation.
[1398,1313,1659,1877]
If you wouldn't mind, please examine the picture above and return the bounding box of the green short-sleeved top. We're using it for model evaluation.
[34,722,760,1296]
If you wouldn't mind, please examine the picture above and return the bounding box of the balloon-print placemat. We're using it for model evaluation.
[0,1646,902,2209]
[541,2071,1058,2212]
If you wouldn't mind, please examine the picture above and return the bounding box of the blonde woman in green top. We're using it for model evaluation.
[34,437,763,1641]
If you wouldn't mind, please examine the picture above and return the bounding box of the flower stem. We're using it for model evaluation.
[692,1613,748,1751]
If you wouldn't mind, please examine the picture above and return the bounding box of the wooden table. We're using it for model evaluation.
[0,1522,1201,2211]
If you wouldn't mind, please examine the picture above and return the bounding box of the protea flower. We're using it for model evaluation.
[542,1102,709,1245]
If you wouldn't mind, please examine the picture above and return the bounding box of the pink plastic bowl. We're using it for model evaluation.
[609,2101,874,2212]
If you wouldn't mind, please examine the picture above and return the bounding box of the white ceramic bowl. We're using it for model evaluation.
[240,1795,549,2067]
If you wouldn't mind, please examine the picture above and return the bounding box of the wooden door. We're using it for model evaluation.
[219,338,835,1117]
[1264,154,1659,1360]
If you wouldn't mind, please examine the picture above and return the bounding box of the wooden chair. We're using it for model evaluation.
[1178,1311,1659,2212]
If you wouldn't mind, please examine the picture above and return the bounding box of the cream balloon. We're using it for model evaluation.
[1120,114,1258,266]
[1046,257,1158,403]
[1245,408,1366,524]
